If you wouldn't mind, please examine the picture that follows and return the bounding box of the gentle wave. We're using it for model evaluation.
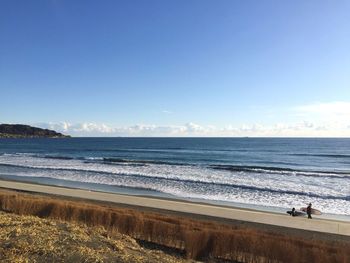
[0,162,349,201]
[101,157,185,166]
[1,153,350,179]
[43,156,75,160]
[290,153,350,159]
[42,155,350,177]
[209,164,350,178]
[4,153,187,166]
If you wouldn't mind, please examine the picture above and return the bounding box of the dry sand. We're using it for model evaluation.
[0,179,349,237]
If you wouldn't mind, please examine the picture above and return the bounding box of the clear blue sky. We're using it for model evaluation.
[1,1,350,136]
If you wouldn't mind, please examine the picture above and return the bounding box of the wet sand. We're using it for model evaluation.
[0,179,349,237]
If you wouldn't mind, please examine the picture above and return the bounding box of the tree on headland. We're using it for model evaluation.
[0,124,70,138]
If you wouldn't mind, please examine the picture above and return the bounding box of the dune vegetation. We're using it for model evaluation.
[0,211,191,263]
[0,189,349,262]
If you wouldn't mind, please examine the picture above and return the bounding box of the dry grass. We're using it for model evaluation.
[0,189,349,263]
[0,211,190,263]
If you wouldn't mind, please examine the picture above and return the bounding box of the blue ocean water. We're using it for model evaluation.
[0,138,349,216]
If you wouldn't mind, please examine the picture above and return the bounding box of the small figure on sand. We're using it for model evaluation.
[291,207,296,216]
[300,203,321,217]
[287,207,296,216]
[307,203,312,219]
[286,207,301,216]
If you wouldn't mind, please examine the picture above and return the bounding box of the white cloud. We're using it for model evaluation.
[36,122,114,135]
[291,101,350,135]
[185,122,205,133]
[32,101,350,137]
[34,120,350,137]
[72,123,114,133]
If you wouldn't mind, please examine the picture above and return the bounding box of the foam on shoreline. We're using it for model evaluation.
[0,179,349,236]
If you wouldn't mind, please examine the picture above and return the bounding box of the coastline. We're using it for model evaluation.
[1,137,349,218]
[1,179,349,237]
[1,180,350,261]
[1,173,349,222]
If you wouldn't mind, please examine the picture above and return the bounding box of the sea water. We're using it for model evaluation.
[0,138,349,218]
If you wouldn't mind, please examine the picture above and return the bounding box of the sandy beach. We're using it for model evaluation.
[1,179,349,237]
[1,179,350,262]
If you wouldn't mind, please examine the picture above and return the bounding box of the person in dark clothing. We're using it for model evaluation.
[287,207,297,216]
[291,207,296,216]
[307,203,312,219]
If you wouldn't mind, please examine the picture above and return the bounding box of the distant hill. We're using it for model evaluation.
[0,124,70,138]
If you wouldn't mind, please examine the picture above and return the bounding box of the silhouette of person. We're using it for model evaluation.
[291,207,296,216]
[307,203,312,219]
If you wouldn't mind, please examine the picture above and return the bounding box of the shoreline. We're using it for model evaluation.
[0,179,349,237]
[1,180,350,261]
[1,174,349,222]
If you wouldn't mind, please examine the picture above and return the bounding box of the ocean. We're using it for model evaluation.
[0,138,349,217]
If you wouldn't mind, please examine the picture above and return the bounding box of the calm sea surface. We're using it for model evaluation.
[0,138,349,216]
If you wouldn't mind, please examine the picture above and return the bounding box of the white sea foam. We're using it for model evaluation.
[0,154,349,215]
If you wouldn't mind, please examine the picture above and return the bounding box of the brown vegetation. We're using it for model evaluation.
[0,211,189,263]
[0,189,349,262]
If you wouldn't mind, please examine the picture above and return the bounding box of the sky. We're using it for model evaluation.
[1,0,350,137]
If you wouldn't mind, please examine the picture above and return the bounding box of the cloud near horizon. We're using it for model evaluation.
[36,120,350,137]
[33,101,350,137]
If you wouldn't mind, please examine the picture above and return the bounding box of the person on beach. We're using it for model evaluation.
[291,207,296,216]
[307,203,312,219]
[287,207,296,216]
